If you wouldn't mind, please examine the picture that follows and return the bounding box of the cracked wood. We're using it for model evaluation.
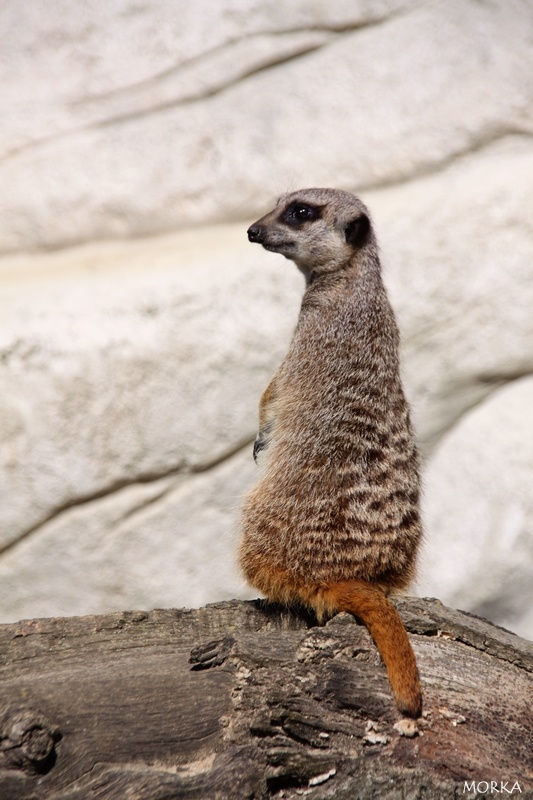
[0,598,532,799]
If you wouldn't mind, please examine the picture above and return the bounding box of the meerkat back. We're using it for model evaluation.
[240,188,423,718]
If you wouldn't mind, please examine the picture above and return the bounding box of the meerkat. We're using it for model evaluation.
[239,188,422,718]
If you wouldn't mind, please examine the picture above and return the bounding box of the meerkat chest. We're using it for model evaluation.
[268,296,403,462]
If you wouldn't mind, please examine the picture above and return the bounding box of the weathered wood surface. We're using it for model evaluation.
[0,598,531,799]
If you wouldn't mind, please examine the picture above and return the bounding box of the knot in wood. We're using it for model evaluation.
[1,707,60,773]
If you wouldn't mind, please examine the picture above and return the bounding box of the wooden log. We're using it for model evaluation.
[0,598,531,799]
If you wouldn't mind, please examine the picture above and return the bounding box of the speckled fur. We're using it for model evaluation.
[240,188,423,716]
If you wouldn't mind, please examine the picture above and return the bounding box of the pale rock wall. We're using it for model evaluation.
[1,0,532,638]
[418,377,533,637]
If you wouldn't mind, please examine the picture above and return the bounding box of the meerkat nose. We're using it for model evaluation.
[247,225,265,243]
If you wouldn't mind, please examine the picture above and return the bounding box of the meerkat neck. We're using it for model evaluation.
[305,267,347,290]
[303,247,381,298]
[298,254,348,285]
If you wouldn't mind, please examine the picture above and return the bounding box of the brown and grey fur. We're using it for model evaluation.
[239,188,423,717]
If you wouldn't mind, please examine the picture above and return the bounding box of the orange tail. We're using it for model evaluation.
[315,580,422,717]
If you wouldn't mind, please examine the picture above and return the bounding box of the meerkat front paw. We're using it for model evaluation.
[253,432,266,463]
[253,420,274,462]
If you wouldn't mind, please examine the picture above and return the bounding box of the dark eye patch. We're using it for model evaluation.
[281,202,322,226]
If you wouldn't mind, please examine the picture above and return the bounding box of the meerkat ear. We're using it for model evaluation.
[345,214,370,247]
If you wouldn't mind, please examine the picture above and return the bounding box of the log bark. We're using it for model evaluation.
[0,597,531,799]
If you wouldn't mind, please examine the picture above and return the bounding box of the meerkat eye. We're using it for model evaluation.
[282,202,321,226]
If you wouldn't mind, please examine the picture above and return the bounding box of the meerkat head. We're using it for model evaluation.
[247,188,374,280]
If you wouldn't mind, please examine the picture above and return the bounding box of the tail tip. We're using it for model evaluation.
[397,692,423,719]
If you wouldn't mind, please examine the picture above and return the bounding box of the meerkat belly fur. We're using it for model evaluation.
[240,188,423,717]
